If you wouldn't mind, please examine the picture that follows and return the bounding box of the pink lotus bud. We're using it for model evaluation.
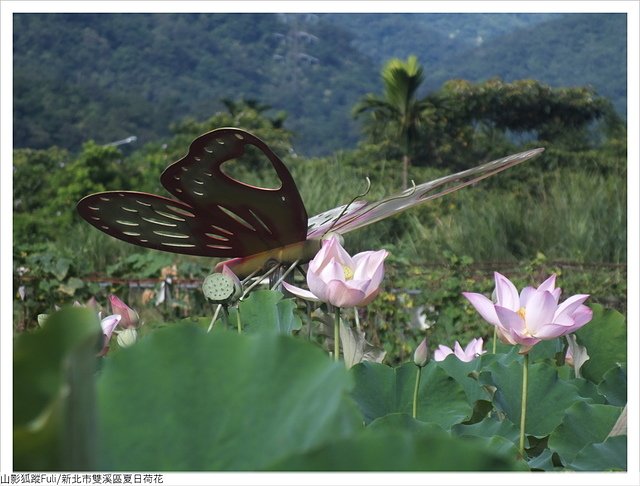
[413,338,429,367]
[109,295,140,329]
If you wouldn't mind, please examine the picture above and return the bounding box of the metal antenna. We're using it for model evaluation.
[240,267,262,286]
[270,259,301,290]
[240,264,281,299]
[323,176,371,237]
[207,304,223,333]
[348,179,417,222]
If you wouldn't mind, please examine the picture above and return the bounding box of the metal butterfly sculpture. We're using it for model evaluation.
[77,128,543,279]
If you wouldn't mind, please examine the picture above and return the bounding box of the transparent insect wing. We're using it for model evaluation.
[307,148,544,238]
[306,201,367,239]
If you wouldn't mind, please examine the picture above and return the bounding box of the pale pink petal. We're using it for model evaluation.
[466,338,485,358]
[524,291,558,334]
[496,325,518,345]
[361,258,388,296]
[551,288,562,303]
[554,294,590,321]
[325,280,367,307]
[553,311,574,326]
[322,236,353,268]
[434,345,453,362]
[282,282,321,302]
[453,341,466,360]
[307,268,329,301]
[309,259,343,300]
[495,305,527,336]
[534,322,575,339]
[537,274,557,293]
[463,292,500,326]
[101,314,122,340]
[357,286,382,306]
[494,272,520,310]
[564,307,593,333]
[506,326,541,348]
[310,236,352,274]
[308,239,331,273]
[352,249,388,281]
[519,286,536,307]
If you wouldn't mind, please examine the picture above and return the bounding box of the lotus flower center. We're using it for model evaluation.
[517,307,526,320]
[342,265,354,281]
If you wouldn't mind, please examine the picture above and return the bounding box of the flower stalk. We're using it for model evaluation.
[334,306,341,362]
[519,353,529,458]
[492,325,497,354]
[412,366,422,419]
[236,307,242,334]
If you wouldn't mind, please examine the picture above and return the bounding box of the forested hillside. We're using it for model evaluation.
[13,13,626,155]
[327,13,560,71]
[424,13,627,115]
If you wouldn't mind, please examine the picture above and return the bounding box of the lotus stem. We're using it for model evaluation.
[492,325,497,354]
[519,353,529,458]
[334,307,341,362]
[412,366,422,419]
[236,306,242,334]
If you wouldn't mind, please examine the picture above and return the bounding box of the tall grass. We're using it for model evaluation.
[291,155,626,264]
[403,169,626,263]
[51,154,626,279]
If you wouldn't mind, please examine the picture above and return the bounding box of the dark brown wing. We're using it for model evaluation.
[77,128,309,257]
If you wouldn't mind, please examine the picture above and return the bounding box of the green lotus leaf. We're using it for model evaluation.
[350,361,472,428]
[547,401,623,464]
[97,326,360,470]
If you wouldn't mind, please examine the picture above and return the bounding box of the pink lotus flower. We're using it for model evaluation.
[463,273,593,353]
[282,236,388,308]
[109,294,140,329]
[434,337,486,362]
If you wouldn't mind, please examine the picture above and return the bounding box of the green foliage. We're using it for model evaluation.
[568,435,627,471]
[13,14,625,156]
[234,290,302,335]
[547,401,623,465]
[97,326,361,470]
[270,423,525,471]
[479,356,586,437]
[425,13,627,116]
[575,304,627,384]
[350,361,471,427]
[14,308,626,471]
[14,308,102,470]
[13,13,375,156]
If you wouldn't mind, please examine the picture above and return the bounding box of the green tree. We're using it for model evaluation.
[353,56,434,189]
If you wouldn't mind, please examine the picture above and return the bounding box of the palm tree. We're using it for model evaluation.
[353,56,432,189]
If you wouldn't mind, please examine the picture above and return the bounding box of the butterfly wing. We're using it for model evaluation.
[77,191,240,257]
[77,128,309,257]
[306,148,544,239]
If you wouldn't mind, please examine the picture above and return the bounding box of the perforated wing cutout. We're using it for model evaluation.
[77,128,309,257]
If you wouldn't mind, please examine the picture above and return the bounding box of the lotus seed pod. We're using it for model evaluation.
[202,273,238,303]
